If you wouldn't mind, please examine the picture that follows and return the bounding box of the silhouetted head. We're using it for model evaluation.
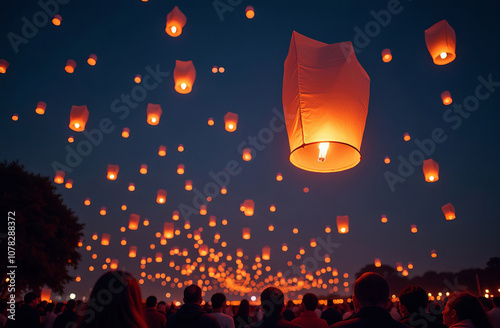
[146,296,157,308]
[211,293,226,310]
[443,292,492,328]
[237,299,250,317]
[24,292,39,307]
[302,293,318,311]
[353,272,389,309]
[261,287,285,316]
[66,300,77,311]
[183,285,202,304]
[399,285,428,316]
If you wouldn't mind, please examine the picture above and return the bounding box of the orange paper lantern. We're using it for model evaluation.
[209,216,216,227]
[100,207,107,216]
[107,164,119,180]
[101,233,110,246]
[134,75,141,83]
[199,205,207,215]
[87,54,97,66]
[165,6,186,37]
[172,210,179,220]
[423,158,439,182]
[242,199,254,216]
[40,288,51,302]
[337,215,349,234]
[69,105,89,132]
[441,203,456,220]
[262,246,271,260]
[224,112,238,132]
[122,127,130,138]
[441,91,453,105]
[283,31,370,172]
[64,179,73,189]
[54,170,65,184]
[374,258,381,267]
[242,228,251,240]
[0,59,9,73]
[425,20,456,65]
[381,48,392,62]
[147,103,162,125]
[155,252,163,262]
[35,101,46,115]
[65,59,76,73]
[158,145,166,156]
[185,180,193,191]
[140,164,148,174]
[245,6,255,19]
[177,164,185,175]
[242,148,252,161]
[174,60,196,94]
[128,214,140,230]
[129,246,137,258]
[52,15,62,25]
[157,189,167,204]
[410,225,418,233]
[163,222,174,239]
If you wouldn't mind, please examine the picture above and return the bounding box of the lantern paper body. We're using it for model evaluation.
[65,59,76,73]
[381,49,392,62]
[52,15,62,25]
[177,164,185,175]
[140,164,148,174]
[36,101,46,115]
[174,60,196,94]
[224,112,238,132]
[41,288,51,302]
[442,203,456,220]
[262,246,271,260]
[107,164,119,180]
[101,233,110,246]
[0,60,9,74]
[134,75,141,83]
[425,20,456,65]
[54,170,65,184]
[155,252,163,262]
[69,105,89,132]
[147,103,162,125]
[129,214,140,230]
[423,159,439,182]
[199,245,208,256]
[441,91,453,105]
[337,215,349,234]
[165,6,186,37]
[243,199,255,216]
[185,180,193,191]
[374,258,381,267]
[283,31,370,172]
[65,179,73,189]
[157,189,167,204]
[87,54,97,66]
[122,127,130,138]
[158,145,166,156]
[242,148,252,161]
[163,222,174,239]
[242,228,251,240]
[129,246,137,258]
[246,6,255,19]
[199,205,207,215]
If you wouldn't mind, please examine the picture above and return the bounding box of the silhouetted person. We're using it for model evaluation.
[17,292,40,328]
[282,301,295,322]
[330,272,408,328]
[246,287,301,328]
[42,303,57,328]
[166,285,221,328]
[321,299,342,326]
[210,293,234,328]
[398,285,446,328]
[76,270,147,328]
[54,302,64,316]
[53,300,77,328]
[443,292,492,328]
[292,293,328,328]
[144,296,167,328]
[233,300,254,328]
[489,297,500,328]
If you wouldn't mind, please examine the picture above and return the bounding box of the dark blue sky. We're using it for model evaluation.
[1,0,499,302]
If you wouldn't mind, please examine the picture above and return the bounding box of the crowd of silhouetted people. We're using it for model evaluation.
[4,271,500,328]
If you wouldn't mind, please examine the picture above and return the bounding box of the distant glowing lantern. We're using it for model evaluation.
[441,91,453,105]
[402,270,409,276]
[147,103,162,125]
[441,203,456,220]
[143,219,149,226]
[172,210,180,220]
[129,214,140,230]
[199,205,207,215]
[84,198,91,206]
[87,54,97,66]
[425,20,456,65]
[396,262,403,271]
[221,186,227,194]
[69,105,89,132]
[242,148,252,161]
[140,164,148,174]
[174,60,196,94]
[381,48,392,62]
[242,228,251,240]
[270,205,276,212]
[423,159,439,182]
[163,222,174,239]
[209,216,216,227]
[157,189,167,204]
[293,228,299,234]
[242,199,254,216]
[100,207,106,216]
[337,215,349,234]
[283,31,370,172]
[165,6,186,37]
[54,170,65,184]
[262,246,271,260]
[134,75,141,83]
[110,259,118,270]
[52,15,62,25]
[276,173,283,181]
[128,183,135,191]
[325,226,331,233]
[404,133,411,141]
[245,6,255,19]
[68,136,74,143]
[64,179,73,189]
[11,114,18,121]
[310,238,317,247]
[155,252,163,262]
[120,238,127,246]
[177,164,185,174]
[198,245,208,256]
[236,249,244,257]
[431,250,437,258]
[218,67,225,73]
[374,258,381,267]
[212,66,218,73]
[41,288,51,302]
[303,187,309,193]
[129,246,137,258]
[410,225,418,233]
[384,157,390,164]
[35,101,46,115]
[185,180,193,191]
[107,164,119,180]
[0,59,9,73]
[224,112,238,132]
[178,144,184,152]
[408,262,414,269]
[282,243,288,251]
[158,145,166,156]
[122,127,130,138]
[381,215,388,223]
[65,59,76,73]
[101,233,110,246]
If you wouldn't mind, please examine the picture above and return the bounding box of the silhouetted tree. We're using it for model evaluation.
[0,161,84,297]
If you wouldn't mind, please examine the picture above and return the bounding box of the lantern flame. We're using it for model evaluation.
[440,52,447,59]
[171,26,177,34]
[318,142,329,162]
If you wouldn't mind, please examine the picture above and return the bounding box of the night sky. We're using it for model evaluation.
[1,0,500,302]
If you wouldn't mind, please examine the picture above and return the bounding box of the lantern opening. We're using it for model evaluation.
[290,141,362,172]
[318,142,329,162]
[440,52,447,59]
[171,26,177,34]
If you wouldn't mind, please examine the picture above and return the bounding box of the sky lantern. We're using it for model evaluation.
[128,214,140,230]
[212,66,218,73]
[209,216,216,227]
[384,157,390,164]
[245,6,255,19]
[163,222,174,239]
[110,259,118,270]
[374,258,382,267]
[208,118,214,126]
[221,186,227,194]
[423,158,439,182]
[242,199,254,216]
[140,164,148,174]
[425,20,456,65]
[185,180,193,191]
[381,49,392,62]
[310,238,317,247]
[441,91,453,105]
[199,245,209,256]
[54,170,65,184]
[35,101,46,115]
[178,144,184,152]
[40,288,51,302]
[69,105,89,132]
[157,189,167,204]
[224,112,238,132]
[336,215,349,234]
[122,127,130,138]
[107,164,119,180]
[11,114,18,121]
[172,210,180,220]
[200,205,207,215]
[52,14,62,25]
[276,173,283,181]
[174,60,196,94]
[242,228,251,240]
[410,225,418,233]
[403,133,411,141]
[282,243,288,252]
[68,136,74,143]
[158,145,166,156]
[381,215,388,223]
[101,233,110,246]
[0,59,9,73]
[269,205,276,212]
[155,252,163,262]
[431,250,437,258]
[396,262,403,272]
[100,207,107,216]
[134,75,141,83]
[165,6,186,37]
[177,164,185,174]
[129,246,137,258]
[65,59,76,73]
[262,246,271,260]
[283,31,370,173]
[242,148,252,161]
[218,67,225,73]
[408,262,414,269]
[87,54,97,66]
[64,179,73,189]
[441,203,456,220]
[84,198,91,206]
[128,183,135,191]
[120,238,127,246]
[147,103,162,125]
